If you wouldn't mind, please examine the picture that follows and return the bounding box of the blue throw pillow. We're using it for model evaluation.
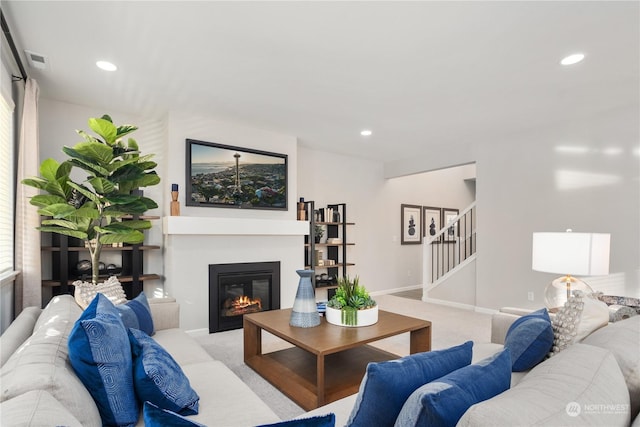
[68,293,138,426]
[346,341,473,427]
[129,328,200,415]
[116,292,154,336]
[256,413,336,427]
[504,308,553,371]
[143,401,205,427]
[395,348,511,427]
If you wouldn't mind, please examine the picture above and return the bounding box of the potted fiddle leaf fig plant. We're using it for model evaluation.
[326,275,378,327]
[22,114,160,287]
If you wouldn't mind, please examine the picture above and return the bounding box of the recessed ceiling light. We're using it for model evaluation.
[360,130,372,136]
[96,60,117,71]
[560,53,585,66]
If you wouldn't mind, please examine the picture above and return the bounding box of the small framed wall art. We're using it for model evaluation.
[422,206,441,241]
[442,208,460,243]
[401,204,422,245]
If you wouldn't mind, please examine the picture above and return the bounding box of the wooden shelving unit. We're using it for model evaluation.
[303,202,354,289]
[41,216,161,299]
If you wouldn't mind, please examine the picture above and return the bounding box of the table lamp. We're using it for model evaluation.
[532,230,610,310]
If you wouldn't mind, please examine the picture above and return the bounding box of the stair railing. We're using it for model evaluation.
[423,202,476,285]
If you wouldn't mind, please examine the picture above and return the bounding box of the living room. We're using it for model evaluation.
[1,2,639,426]
[2,1,638,332]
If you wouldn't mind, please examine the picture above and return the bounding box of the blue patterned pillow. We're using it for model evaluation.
[346,341,473,427]
[395,348,511,427]
[68,293,138,426]
[504,308,553,371]
[129,328,200,415]
[116,292,154,335]
[143,401,205,427]
[256,413,335,427]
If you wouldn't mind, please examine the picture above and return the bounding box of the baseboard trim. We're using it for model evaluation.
[371,284,423,297]
[422,296,497,315]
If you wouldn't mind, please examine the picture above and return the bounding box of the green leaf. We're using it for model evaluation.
[127,138,139,151]
[41,219,79,230]
[105,156,142,173]
[136,160,158,171]
[43,180,68,199]
[39,158,60,181]
[104,194,140,205]
[21,178,48,190]
[37,226,88,240]
[96,223,134,234]
[70,205,100,219]
[101,208,129,218]
[121,219,152,230]
[138,197,158,210]
[67,182,100,204]
[37,203,76,218]
[68,158,111,177]
[70,141,114,165]
[76,129,100,143]
[134,172,161,188]
[99,230,144,245]
[116,125,138,140]
[56,161,73,179]
[88,177,115,194]
[111,164,145,183]
[107,200,148,214]
[89,117,117,145]
[29,194,67,207]
[100,114,113,123]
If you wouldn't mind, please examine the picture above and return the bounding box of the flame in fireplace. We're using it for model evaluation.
[223,295,262,317]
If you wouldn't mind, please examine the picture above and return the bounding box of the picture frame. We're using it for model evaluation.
[422,206,441,241]
[186,139,288,210]
[442,208,460,243]
[401,204,422,245]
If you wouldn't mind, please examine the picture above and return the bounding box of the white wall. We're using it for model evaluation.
[298,146,476,299]
[386,105,640,310]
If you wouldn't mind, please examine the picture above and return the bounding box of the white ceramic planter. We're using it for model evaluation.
[325,305,378,327]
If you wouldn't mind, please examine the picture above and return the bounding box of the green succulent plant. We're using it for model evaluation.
[327,275,376,325]
[22,114,160,285]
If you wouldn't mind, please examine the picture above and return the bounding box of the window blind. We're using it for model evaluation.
[0,92,15,278]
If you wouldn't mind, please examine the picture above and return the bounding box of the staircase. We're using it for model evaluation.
[422,202,476,295]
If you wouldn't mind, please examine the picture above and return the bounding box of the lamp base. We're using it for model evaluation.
[544,275,594,311]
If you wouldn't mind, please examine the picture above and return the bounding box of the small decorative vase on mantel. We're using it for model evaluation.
[290,270,320,328]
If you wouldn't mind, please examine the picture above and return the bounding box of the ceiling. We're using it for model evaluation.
[2,1,638,163]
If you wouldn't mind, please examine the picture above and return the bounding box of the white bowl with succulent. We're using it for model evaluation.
[325,275,378,327]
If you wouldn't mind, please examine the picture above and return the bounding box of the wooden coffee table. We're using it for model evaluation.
[243,309,431,410]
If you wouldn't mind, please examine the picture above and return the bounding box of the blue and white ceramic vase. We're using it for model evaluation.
[290,270,320,328]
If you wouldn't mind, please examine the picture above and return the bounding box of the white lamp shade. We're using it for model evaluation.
[532,232,610,276]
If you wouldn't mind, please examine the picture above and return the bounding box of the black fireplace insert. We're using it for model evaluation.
[209,261,280,333]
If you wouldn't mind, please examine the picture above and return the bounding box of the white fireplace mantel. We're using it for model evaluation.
[163,216,309,236]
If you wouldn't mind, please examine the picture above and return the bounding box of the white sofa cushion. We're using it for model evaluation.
[0,295,101,427]
[0,390,82,427]
[458,343,630,426]
[152,328,215,366]
[0,306,41,367]
[583,315,640,420]
[135,360,281,427]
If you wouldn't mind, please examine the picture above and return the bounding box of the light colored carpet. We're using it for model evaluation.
[194,294,492,420]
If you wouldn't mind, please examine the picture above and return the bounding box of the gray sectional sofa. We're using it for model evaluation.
[305,308,640,427]
[1,295,638,426]
[0,295,282,426]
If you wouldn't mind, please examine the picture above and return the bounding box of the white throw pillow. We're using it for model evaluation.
[575,293,609,341]
[549,291,609,357]
[73,276,127,309]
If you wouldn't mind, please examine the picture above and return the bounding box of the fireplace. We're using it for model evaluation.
[209,261,281,333]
